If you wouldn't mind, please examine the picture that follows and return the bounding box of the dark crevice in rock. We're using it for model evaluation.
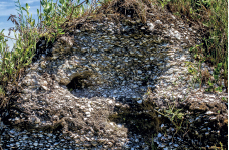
[66,72,93,90]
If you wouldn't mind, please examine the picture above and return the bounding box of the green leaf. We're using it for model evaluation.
[189,47,193,52]
[203,23,209,27]
[45,3,50,10]
[215,86,222,92]
[26,3,30,11]
[188,68,193,73]
[59,0,64,4]
[213,74,219,80]
[209,82,214,86]
[37,9,39,15]
[217,63,222,68]
[194,54,198,59]
[177,113,183,119]
[22,7,27,11]
[0,29,5,34]
[10,63,15,69]
[31,20,35,27]
[57,28,63,31]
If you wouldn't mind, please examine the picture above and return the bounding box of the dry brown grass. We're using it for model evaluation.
[96,0,155,23]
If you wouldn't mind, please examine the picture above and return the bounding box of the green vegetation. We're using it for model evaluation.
[153,99,185,136]
[185,59,227,93]
[185,61,203,89]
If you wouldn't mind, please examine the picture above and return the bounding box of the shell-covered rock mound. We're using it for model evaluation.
[0,0,227,149]
[33,0,201,61]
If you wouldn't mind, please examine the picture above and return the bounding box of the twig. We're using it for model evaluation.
[183,129,189,138]
[0,33,17,40]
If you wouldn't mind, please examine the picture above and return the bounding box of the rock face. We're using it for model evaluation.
[0,1,227,149]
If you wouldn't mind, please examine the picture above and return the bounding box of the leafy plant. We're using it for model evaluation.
[39,0,65,42]
[213,63,222,81]
[0,29,10,97]
[158,0,171,8]
[185,61,202,89]
[15,0,26,28]
[38,0,89,43]
[164,105,184,132]
[189,43,204,60]
[0,1,38,108]
[221,97,227,102]
[205,62,225,93]
[219,141,225,150]
[147,90,185,136]
[153,102,185,137]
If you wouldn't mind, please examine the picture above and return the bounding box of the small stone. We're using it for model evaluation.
[54,142,59,146]
[117,124,122,128]
[137,70,142,74]
[133,85,138,89]
[141,27,145,30]
[147,22,155,31]
[91,141,98,146]
[173,144,179,147]
[37,134,43,138]
[137,100,142,104]
[188,28,192,31]
[158,133,162,138]
[205,111,214,115]
[40,61,46,68]
[34,142,38,146]
[155,20,162,24]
